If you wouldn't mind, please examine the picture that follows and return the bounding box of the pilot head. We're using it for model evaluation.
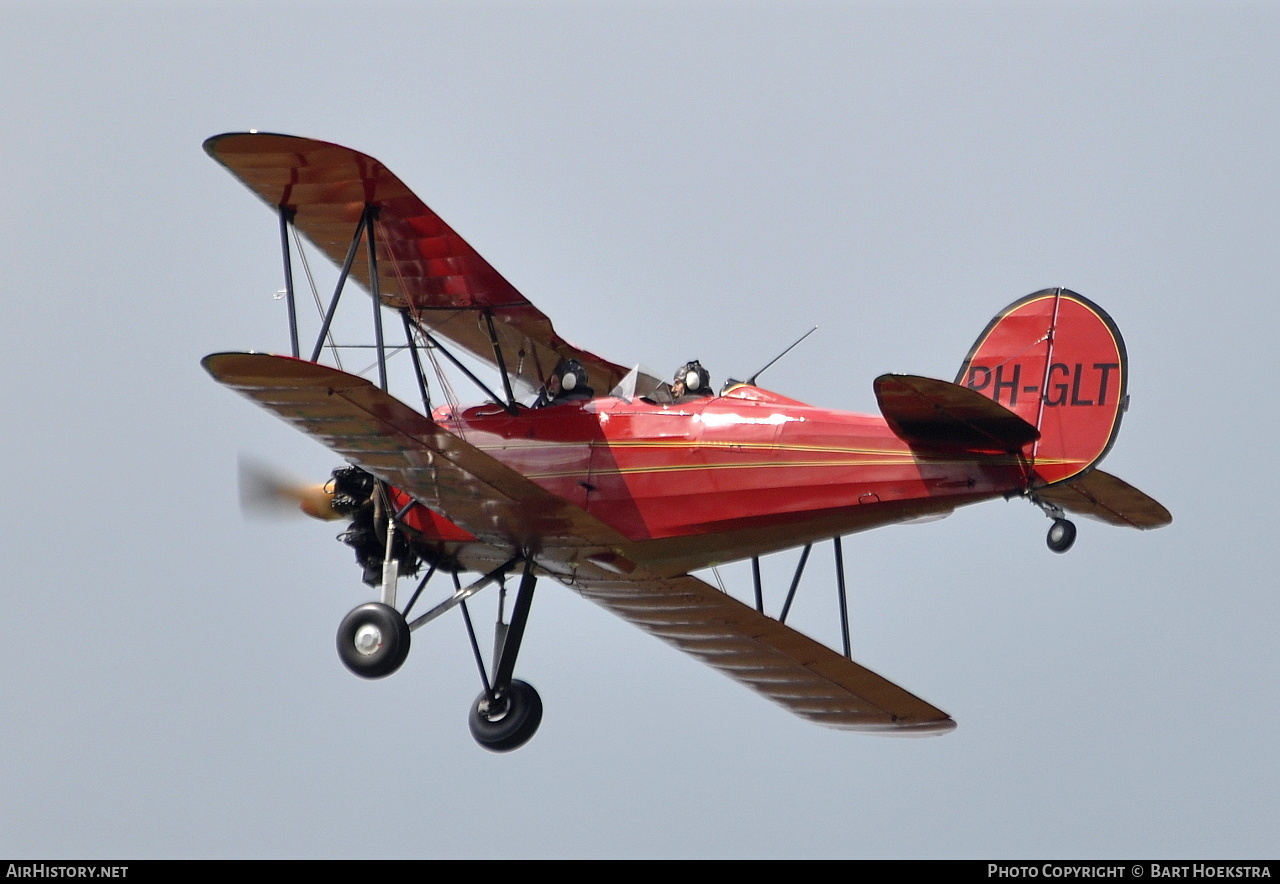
[672,360,711,399]
[551,359,591,400]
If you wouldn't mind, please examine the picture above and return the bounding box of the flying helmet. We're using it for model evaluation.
[674,360,711,396]
[553,359,590,396]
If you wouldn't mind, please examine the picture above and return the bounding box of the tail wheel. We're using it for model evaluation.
[468,680,543,752]
[336,602,411,679]
[1047,518,1077,554]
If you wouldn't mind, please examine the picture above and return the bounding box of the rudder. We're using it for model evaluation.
[956,289,1127,487]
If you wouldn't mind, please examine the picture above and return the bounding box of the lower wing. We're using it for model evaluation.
[205,352,955,734]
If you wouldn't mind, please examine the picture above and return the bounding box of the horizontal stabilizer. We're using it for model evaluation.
[1037,469,1172,529]
[875,374,1039,453]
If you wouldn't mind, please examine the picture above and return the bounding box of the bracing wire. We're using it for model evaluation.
[375,217,466,436]
[291,225,344,371]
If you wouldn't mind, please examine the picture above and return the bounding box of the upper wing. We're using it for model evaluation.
[204,352,955,734]
[204,131,636,395]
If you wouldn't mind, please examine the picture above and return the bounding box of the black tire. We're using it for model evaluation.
[1047,518,1077,554]
[468,680,543,752]
[336,602,411,679]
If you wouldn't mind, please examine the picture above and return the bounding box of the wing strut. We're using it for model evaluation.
[399,311,433,414]
[834,536,851,658]
[277,206,300,359]
[749,537,852,658]
[310,209,369,363]
[778,544,812,624]
[366,206,389,392]
[482,311,520,413]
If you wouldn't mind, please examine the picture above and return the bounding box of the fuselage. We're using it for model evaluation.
[397,384,1028,575]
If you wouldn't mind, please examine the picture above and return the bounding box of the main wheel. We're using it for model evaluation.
[468,680,543,752]
[336,602,411,679]
[1046,518,1077,553]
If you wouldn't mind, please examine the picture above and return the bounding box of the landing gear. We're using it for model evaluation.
[1046,518,1077,554]
[336,546,546,750]
[457,558,543,751]
[336,602,411,678]
[468,680,543,752]
[1030,493,1078,554]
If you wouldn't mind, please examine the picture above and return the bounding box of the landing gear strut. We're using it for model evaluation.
[1031,493,1078,554]
[461,558,543,752]
[335,527,546,749]
[336,602,411,678]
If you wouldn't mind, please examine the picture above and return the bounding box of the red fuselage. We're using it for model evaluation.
[394,384,1029,575]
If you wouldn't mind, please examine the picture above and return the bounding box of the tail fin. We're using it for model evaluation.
[956,289,1127,487]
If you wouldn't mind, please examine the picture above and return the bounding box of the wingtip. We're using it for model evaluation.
[847,716,957,737]
[203,131,330,160]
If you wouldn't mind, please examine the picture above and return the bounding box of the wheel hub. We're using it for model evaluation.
[477,693,510,721]
[353,623,383,656]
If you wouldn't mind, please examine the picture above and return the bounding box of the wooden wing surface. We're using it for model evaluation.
[875,374,1039,453]
[204,352,955,734]
[575,572,955,733]
[1037,469,1172,529]
[202,352,622,551]
[204,132,633,396]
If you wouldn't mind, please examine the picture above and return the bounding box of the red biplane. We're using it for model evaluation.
[203,132,1171,751]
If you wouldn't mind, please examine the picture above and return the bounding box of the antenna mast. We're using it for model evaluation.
[747,327,818,386]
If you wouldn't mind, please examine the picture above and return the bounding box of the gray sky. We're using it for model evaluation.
[2,1,1276,859]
